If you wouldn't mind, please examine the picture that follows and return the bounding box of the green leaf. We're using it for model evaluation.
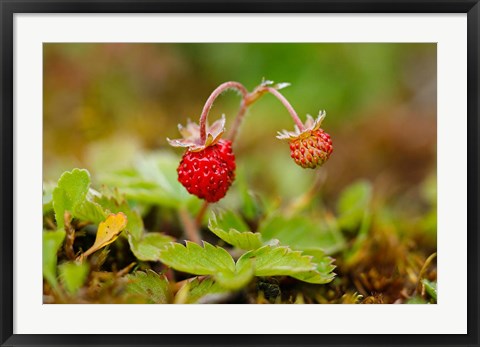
[73,199,107,225]
[337,180,372,231]
[208,211,263,250]
[97,173,175,206]
[128,233,175,261]
[211,209,250,232]
[216,260,254,290]
[235,245,335,285]
[135,152,188,200]
[159,241,236,276]
[43,230,66,288]
[59,261,89,295]
[52,169,91,229]
[158,241,252,290]
[237,244,316,277]
[181,277,229,304]
[98,151,196,208]
[258,214,346,254]
[51,169,107,228]
[125,270,172,304]
[289,249,336,284]
[159,242,335,289]
[422,279,437,301]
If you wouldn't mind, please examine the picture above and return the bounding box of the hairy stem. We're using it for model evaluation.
[64,211,76,260]
[266,87,305,131]
[199,81,248,143]
[195,201,210,227]
[227,99,248,143]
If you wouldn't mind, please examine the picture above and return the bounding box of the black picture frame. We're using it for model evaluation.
[1,1,479,346]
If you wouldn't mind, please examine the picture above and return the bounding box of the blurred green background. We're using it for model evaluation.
[43,43,436,206]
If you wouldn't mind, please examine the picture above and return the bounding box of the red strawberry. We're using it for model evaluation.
[277,111,333,169]
[177,140,236,202]
[167,116,236,202]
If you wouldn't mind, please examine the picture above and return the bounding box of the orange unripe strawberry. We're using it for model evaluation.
[289,129,333,169]
[278,111,333,169]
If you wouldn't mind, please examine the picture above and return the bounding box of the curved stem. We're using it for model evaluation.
[227,99,248,143]
[266,87,305,131]
[195,82,305,228]
[228,87,306,142]
[199,81,248,143]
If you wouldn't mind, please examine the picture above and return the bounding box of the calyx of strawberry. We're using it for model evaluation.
[167,115,226,152]
[276,111,326,141]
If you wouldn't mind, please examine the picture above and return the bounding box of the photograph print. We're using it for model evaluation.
[43,43,437,305]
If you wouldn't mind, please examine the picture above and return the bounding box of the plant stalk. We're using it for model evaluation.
[199,81,248,143]
[195,201,210,227]
[179,207,202,244]
[265,87,305,131]
[195,81,306,228]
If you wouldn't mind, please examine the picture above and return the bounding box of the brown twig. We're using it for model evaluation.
[116,262,137,277]
[45,216,56,230]
[64,211,76,260]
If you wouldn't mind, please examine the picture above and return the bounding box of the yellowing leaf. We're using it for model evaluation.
[80,212,128,260]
